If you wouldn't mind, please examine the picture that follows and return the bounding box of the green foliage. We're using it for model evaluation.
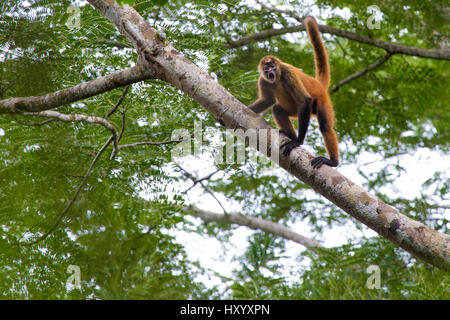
[0,0,448,299]
[228,238,450,300]
[295,239,450,300]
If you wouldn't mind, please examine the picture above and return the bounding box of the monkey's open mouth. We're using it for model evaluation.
[267,71,276,81]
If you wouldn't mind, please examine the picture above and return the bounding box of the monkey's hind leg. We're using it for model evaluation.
[280,98,312,157]
[273,104,297,141]
[311,107,339,169]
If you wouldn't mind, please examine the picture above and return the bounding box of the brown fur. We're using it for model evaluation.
[248,16,339,168]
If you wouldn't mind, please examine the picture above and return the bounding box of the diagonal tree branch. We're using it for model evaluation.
[0,66,153,114]
[88,0,450,270]
[176,164,228,215]
[186,206,323,250]
[330,52,393,93]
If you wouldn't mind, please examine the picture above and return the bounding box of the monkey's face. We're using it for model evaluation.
[260,57,280,83]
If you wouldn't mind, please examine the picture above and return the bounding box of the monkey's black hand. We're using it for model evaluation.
[280,140,302,156]
[311,156,339,169]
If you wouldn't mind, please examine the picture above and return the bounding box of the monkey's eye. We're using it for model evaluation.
[264,64,274,71]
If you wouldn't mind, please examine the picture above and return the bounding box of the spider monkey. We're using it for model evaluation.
[248,16,339,169]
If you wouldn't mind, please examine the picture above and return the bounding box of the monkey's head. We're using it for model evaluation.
[259,56,281,84]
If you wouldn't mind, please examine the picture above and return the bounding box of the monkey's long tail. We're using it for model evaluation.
[305,16,330,88]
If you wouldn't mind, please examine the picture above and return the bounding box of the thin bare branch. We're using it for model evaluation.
[105,84,130,159]
[183,169,221,193]
[228,23,450,61]
[187,206,323,250]
[118,137,187,149]
[426,205,450,210]
[255,0,305,22]
[22,110,120,158]
[176,165,228,215]
[105,84,130,120]
[23,110,117,134]
[331,52,393,93]
[334,36,348,60]
[228,24,305,48]
[21,136,115,246]
[118,108,126,143]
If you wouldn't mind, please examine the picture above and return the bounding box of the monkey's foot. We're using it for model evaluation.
[311,156,339,169]
[281,140,301,156]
